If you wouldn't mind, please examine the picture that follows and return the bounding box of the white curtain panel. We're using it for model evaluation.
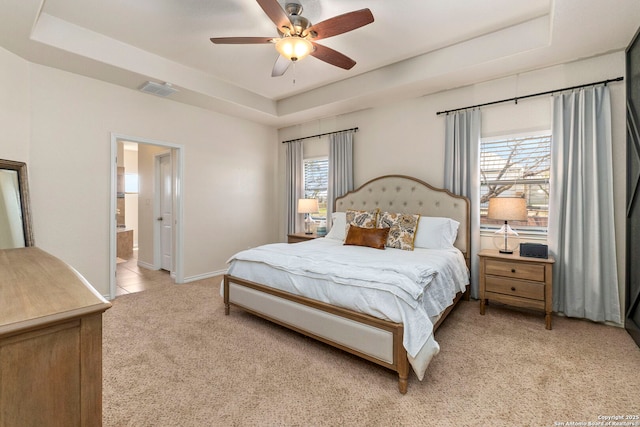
[444,109,481,298]
[327,132,354,228]
[549,85,620,323]
[286,140,304,235]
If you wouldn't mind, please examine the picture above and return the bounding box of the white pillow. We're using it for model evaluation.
[414,216,460,249]
[325,212,346,241]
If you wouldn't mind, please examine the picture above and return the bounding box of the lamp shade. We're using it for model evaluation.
[275,36,313,61]
[487,197,528,221]
[297,198,319,214]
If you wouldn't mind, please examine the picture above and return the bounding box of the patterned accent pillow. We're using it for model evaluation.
[345,209,379,238]
[378,212,421,251]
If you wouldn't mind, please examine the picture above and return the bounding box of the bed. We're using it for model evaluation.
[223,175,470,393]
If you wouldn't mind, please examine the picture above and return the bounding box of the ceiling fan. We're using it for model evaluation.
[210,0,374,77]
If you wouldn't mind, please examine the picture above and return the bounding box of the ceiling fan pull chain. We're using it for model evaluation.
[292,61,297,85]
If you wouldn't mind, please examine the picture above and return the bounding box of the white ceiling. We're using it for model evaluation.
[1,0,639,127]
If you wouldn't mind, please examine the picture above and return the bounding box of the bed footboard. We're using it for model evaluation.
[224,274,410,393]
[223,275,468,393]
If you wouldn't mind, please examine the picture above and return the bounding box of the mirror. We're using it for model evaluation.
[0,159,34,249]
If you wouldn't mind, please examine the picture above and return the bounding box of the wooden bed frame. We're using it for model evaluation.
[223,175,470,394]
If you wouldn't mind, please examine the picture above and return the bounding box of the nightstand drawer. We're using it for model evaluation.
[485,259,545,282]
[485,276,544,300]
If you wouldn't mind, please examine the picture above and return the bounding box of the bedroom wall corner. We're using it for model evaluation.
[0,47,30,163]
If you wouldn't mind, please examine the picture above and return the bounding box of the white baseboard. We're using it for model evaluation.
[137,260,157,270]
[183,269,228,283]
[131,260,226,284]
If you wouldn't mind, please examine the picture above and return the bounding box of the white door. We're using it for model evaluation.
[158,153,173,271]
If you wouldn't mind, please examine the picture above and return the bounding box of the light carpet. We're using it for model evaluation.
[103,278,640,426]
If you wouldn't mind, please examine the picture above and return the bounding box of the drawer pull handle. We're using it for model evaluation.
[511,287,516,291]
[511,269,516,273]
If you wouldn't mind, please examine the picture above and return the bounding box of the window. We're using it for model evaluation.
[480,133,551,231]
[303,157,328,221]
[124,173,139,194]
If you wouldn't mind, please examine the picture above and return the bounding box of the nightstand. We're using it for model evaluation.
[478,248,555,329]
[287,232,319,243]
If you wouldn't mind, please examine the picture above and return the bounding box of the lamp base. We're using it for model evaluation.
[492,222,520,254]
[303,214,314,235]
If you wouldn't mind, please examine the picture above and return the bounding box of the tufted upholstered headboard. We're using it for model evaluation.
[334,175,470,264]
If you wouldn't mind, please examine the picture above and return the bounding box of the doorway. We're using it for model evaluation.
[109,133,184,300]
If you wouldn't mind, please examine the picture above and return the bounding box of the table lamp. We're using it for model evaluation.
[487,197,528,254]
[298,198,319,234]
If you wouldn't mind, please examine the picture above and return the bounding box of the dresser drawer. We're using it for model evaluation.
[485,259,545,282]
[485,276,545,300]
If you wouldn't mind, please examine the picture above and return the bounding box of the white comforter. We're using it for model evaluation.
[230,239,437,307]
[225,238,469,378]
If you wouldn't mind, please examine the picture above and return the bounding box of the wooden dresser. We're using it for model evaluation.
[0,247,112,427]
[478,248,555,329]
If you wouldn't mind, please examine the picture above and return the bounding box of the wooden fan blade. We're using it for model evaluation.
[271,55,291,77]
[210,37,275,44]
[256,0,292,32]
[310,43,356,70]
[307,9,374,41]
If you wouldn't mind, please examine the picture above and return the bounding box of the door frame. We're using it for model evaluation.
[109,133,185,300]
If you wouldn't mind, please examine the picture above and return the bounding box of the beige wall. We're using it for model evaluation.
[0,48,279,297]
[277,51,627,321]
[0,47,30,163]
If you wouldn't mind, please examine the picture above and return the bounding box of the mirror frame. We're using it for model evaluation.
[0,159,34,247]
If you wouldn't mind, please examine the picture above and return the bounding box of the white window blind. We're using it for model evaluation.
[480,134,551,231]
[304,158,328,221]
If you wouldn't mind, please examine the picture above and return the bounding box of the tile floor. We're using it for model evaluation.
[115,249,174,296]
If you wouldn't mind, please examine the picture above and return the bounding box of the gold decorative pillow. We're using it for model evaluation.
[344,226,389,250]
[345,209,379,237]
[378,212,421,251]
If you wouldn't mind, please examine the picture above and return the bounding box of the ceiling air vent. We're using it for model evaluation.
[139,81,178,97]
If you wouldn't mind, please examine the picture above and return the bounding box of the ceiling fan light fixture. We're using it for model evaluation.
[275,36,313,62]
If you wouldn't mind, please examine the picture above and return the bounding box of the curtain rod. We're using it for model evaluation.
[281,127,359,144]
[435,76,624,116]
